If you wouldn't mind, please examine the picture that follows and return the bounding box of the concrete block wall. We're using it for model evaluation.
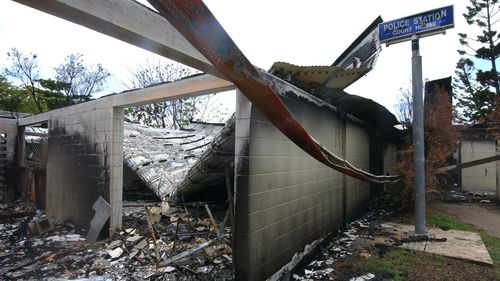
[0,118,18,164]
[0,118,18,201]
[234,92,375,280]
[44,100,124,232]
[461,140,496,192]
[345,122,370,220]
[383,143,397,175]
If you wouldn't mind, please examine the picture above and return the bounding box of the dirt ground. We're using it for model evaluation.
[428,201,500,238]
[292,195,500,281]
[353,199,500,281]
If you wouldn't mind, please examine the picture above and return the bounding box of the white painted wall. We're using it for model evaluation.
[461,140,497,192]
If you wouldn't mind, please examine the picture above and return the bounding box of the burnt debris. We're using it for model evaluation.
[0,200,234,280]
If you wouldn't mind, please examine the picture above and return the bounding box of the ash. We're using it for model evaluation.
[0,200,234,280]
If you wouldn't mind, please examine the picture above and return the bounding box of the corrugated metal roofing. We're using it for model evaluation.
[269,16,383,92]
[322,90,399,134]
[268,16,398,135]
[123,116,234,200]
[269,62,368,91]
[0,110,30,119]
[332,16,382,71]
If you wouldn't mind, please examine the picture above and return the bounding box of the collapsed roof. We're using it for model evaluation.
[123,116,234,201]
[123,89,397,202]
[269,16,383,93]
[269,16,398,135]
[123,16,398,200]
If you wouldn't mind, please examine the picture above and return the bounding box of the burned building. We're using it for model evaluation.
[4,1,404,280]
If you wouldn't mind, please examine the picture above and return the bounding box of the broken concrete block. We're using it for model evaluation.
[86,196,111,243]
[35,217,54,234]
[29,216,54,235]
[107,247,123,259]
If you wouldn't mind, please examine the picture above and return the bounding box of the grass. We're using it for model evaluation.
[358,213,500,280]
[481,232,500,262]
[426,213,477,232]
[361,249,411,281]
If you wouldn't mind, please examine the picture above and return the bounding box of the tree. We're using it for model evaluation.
[394,87,413,130]
[37,79,69,110]
[454,0,500,123]
[124,60,220,129]
[2,49,110,114]
[392,86,458,208]
[0,75,31,116]
[55,53,110,104]
[0,75,68,114]
[3,48,44,113]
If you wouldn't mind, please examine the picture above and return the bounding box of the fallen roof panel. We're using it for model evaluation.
[123,117,233,199]
[269,62,368,91]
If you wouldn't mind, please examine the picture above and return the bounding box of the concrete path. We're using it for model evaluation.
[375,224,493,265]
[429,202,500,238]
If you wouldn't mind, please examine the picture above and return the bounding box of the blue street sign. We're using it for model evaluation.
[378,5,454,44]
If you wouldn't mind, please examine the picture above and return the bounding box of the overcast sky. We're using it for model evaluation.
[0,0,476,116]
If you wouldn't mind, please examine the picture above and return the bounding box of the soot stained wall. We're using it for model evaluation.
[45,103,123,233]
[234,91,373,281]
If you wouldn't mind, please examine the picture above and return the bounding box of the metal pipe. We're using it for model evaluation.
[411,37,427,236]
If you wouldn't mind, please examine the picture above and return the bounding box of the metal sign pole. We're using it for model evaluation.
[379,5,454,239]
[411,35,427,236]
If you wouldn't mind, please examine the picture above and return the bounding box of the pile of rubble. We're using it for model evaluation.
[440,189,498,204]
[0,200,234,280]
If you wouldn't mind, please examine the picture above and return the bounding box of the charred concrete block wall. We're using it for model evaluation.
[345,123,370,220]
[234,92,372,280]
[383,143,397,175]
[0,118,18,202]
[0,119,18,162]
[44,102,123,233]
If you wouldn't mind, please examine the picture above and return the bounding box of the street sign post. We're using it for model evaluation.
[379,6,454,237]
[379,6,454,45]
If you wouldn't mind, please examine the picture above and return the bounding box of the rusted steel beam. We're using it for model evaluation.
[148,0,398,184]
[433,155,500,174]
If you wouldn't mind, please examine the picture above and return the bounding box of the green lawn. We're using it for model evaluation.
[361,249,414,281]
